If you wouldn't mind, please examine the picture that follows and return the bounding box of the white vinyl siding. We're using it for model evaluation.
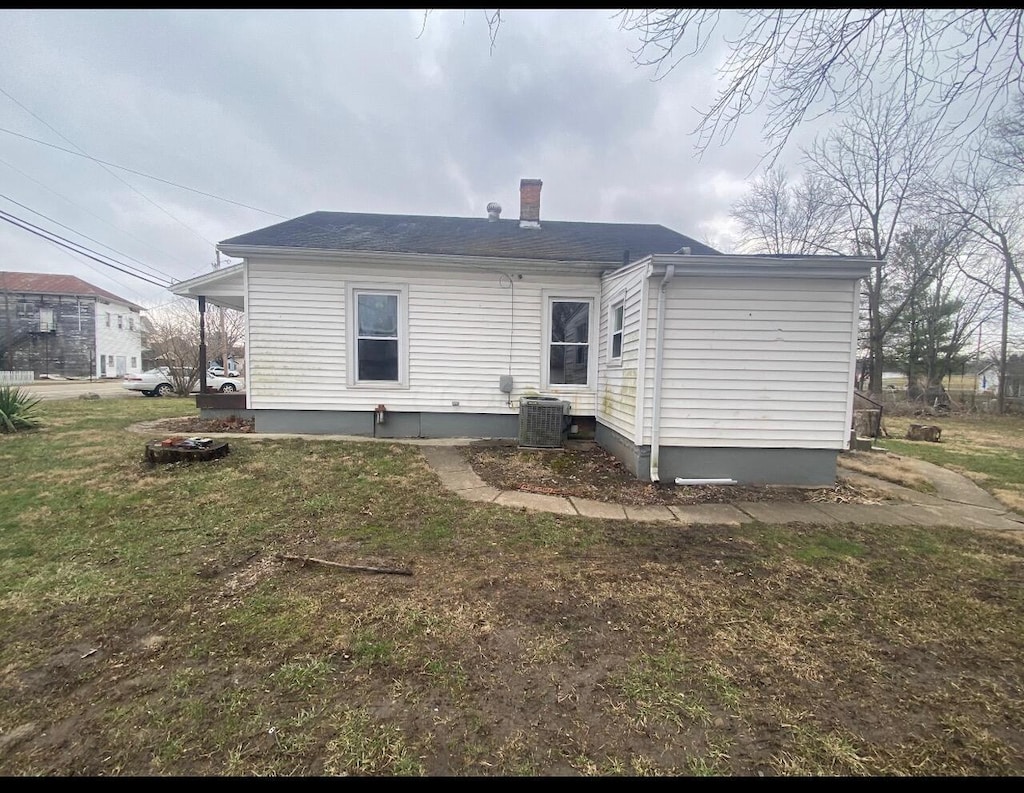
[597,262,645,442]
[642,276,857,448]
[245,258,601,413]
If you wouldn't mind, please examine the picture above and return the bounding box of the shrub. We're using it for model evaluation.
[0,386,42,433]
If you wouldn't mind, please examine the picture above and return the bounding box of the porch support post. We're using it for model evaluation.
[198,295,208,394]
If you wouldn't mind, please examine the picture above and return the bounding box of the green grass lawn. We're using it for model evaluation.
[1,398,1023,776]
[879,414,1024,512]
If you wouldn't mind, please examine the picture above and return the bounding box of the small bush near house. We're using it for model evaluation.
[0,385,42,433]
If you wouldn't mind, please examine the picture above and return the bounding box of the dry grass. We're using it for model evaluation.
[836,451,935,492]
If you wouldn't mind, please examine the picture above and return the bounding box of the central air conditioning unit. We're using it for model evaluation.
[518,396,571,449]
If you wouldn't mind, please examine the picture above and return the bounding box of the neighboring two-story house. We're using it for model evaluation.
[0,271,143,378]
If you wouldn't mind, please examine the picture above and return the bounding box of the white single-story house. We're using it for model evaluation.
[171,179,873,486]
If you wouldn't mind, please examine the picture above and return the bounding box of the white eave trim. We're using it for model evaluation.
[634,253,876,280]
[215,244,614,275]
[169,262,245,293]
[169,262,245,310]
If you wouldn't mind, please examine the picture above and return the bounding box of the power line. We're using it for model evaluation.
[0,190,177,285]
[0,153,199,276]
[0,125,287,218]
[0,207,173,289]
[0,86,218,248]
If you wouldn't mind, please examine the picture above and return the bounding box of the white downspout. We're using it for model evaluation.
[649,264,675,482]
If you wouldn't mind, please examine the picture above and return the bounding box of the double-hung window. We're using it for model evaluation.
[548,298,591,386]
[353,288,404,384]
[610,302,623,361]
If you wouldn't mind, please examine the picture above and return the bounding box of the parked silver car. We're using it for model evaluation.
[122,367,244,397]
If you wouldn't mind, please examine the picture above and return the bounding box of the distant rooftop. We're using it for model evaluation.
[219,211,720,264]
[0,271,142,310]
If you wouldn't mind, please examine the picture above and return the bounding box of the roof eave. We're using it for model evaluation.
[216,244,616,275]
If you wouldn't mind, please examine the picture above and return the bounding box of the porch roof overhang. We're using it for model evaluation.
[169,263,245,311]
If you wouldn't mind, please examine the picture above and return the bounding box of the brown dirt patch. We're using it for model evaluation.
[153,415,255,434]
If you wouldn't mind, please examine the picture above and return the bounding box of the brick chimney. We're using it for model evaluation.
[519,178,542,229]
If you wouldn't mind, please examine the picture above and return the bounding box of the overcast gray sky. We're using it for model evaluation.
[0,9,810,307]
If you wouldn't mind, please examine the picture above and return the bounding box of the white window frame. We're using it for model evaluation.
[542,290,597,390]
[346,283,409,388]
[609,300,624,363]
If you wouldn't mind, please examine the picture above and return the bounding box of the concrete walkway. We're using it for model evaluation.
[419,446,1024,533]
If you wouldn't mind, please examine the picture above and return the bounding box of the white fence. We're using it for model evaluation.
[0,370,34,386]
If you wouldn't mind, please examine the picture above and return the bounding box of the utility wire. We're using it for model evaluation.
[0,190,176,285]
[0,125,287,218]
[0,207,173,289]
[0,86,218,248]
[0,153,195,278]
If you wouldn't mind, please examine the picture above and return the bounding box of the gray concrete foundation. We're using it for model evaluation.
[249,409,518,439]
[596,422,839,486]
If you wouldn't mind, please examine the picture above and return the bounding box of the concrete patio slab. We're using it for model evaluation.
[623,504,678,523]
[668,504,754,526]
[569,497,627,520]
[734,502,839,524]
[495,491,578,515]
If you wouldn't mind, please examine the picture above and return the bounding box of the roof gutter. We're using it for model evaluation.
[649,263,675,483]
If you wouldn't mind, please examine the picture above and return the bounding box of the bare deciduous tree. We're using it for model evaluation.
[799,93,946,395]
[730,167,847,255]
[142,299,245,395]
[934,135,1024,412]
[615,9,1024,163]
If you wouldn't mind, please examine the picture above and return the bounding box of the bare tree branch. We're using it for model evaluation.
[615,9,1024,165]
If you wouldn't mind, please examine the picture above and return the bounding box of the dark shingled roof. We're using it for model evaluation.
[0,271,141,310]
[219,211,720,263]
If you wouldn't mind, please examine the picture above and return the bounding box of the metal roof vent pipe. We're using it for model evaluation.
[487,202,502,221]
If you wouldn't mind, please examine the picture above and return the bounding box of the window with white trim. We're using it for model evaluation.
[117,315,123,329]
[548,299,590,385]
[610,302,623,360]
[354,289,401,382]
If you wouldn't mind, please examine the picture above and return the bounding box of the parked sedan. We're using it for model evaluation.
[122,368,244,397]
[207,364,241,377]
